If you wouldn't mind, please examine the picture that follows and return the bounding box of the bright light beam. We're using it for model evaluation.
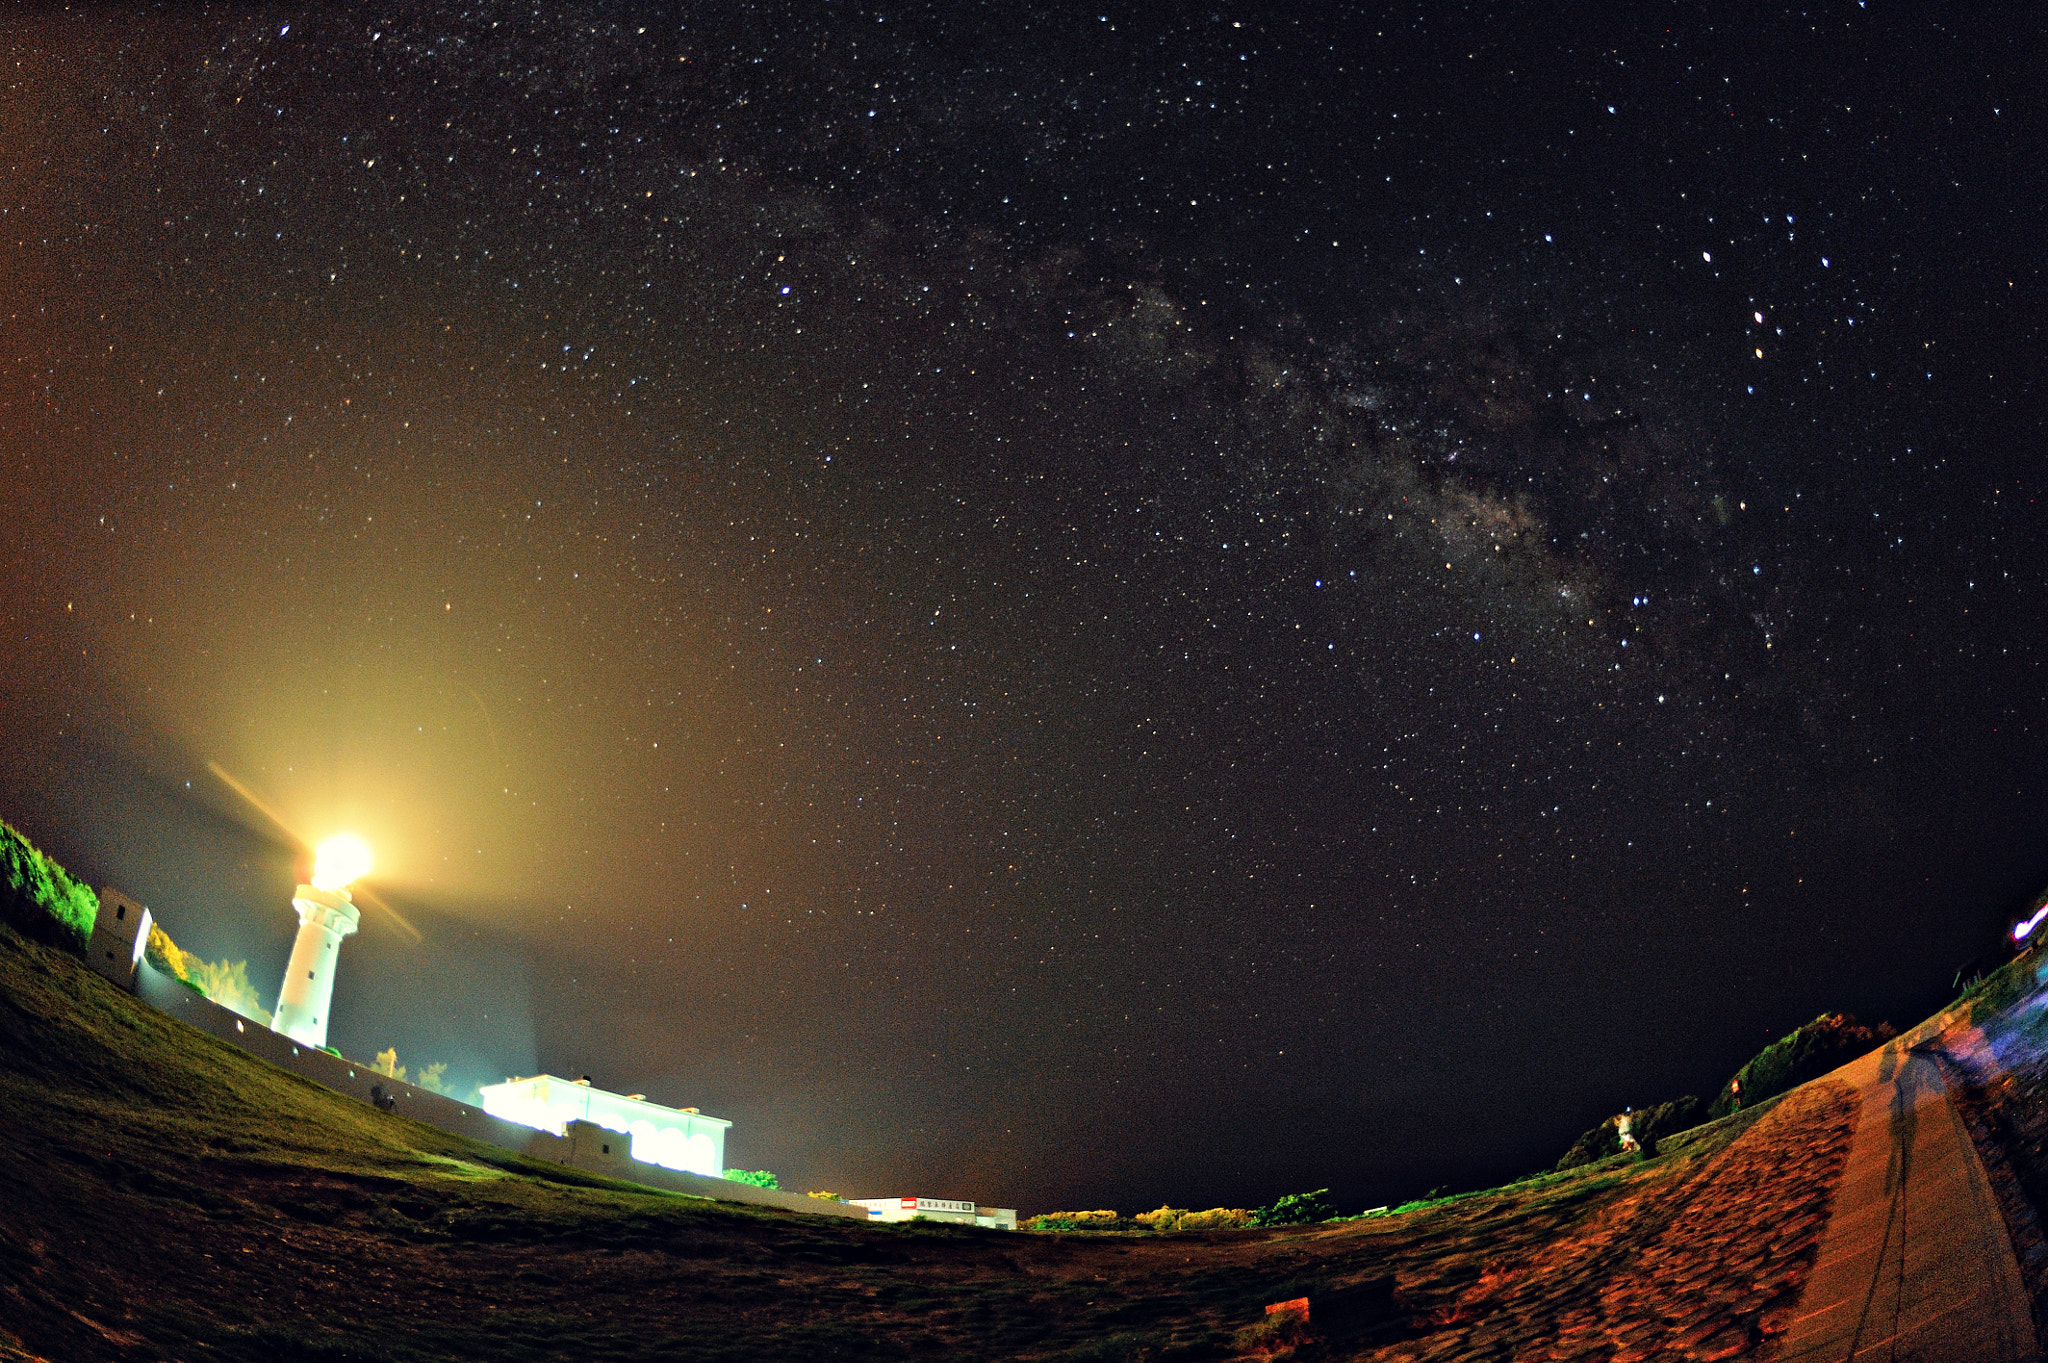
[312,834,373,891]
[206,761,423,942]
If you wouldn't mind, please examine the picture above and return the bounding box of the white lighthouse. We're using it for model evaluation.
[271,835,370,1049]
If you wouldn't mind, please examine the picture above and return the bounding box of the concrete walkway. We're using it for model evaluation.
[1777,1025,2039,1363]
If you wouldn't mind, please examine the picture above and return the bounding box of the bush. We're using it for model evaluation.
[0,817,97,954]
[146,923,208,996]
[1023,1209,1118,1232]
[1135,1205,1188,1230]
[1231,1307,1311,1357]
[1249,1189,1338,1227]
[1555,1095,1704,1170]
[724,1169,779,1189]
[1710,1013,1894,1118]
[1178,1207,1253,1230]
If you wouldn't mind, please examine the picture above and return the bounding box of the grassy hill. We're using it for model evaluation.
[0,920,1889,1362]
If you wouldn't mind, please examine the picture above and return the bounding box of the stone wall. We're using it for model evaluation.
[132,961,867,1221]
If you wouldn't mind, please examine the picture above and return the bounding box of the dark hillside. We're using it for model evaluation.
[0,923,1879,1361]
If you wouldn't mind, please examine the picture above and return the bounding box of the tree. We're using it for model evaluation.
[189,958,270,1026]
[1249,1189,1338,1227]
[724,1169,779,1188]
[1709,1014,1893,1118]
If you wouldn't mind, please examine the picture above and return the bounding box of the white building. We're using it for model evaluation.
[480,1075,729,1179]
[850,1196,1017,1230]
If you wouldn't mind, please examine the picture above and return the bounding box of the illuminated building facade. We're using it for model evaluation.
[848,1196,1017,1229]
[479,1074,729,1178]
[271,882,360,1048]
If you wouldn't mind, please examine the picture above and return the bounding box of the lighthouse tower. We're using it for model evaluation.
[272,835,369,1049]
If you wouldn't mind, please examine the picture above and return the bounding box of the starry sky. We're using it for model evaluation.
[2,3,2044,1213]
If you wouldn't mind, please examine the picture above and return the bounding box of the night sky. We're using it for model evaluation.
[2,3,2044,1214]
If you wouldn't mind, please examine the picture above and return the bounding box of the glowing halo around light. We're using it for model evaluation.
[311,834,373,891]
[2015,905,2048,945]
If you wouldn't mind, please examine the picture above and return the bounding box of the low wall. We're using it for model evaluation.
[133,962,866,1221]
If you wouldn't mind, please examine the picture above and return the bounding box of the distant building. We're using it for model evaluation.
[86,887,152,990]
[849,1196,1017,1230]
[480,1074,729,1178]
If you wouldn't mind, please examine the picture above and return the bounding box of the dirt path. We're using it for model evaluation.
[1775,1026,2038,1363]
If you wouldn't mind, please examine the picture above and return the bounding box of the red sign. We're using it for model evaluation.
[901,1197,917,1208]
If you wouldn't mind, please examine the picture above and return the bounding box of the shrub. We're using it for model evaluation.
[1178,1207,1253,1230]
[1249,1189,1338,1227]
[1709,1014,1894,1118]
[1554,1095,1704,1170]
[0,817,97,954]
[1023,1209,1118,1231]
[806,1190,846,1201]
[146,923,208,995]
[1632,1095,1705,1155]
[1231,1307,1311,1357]
[1554,1116,1622,1170]
[724,1169,779,1189]
[1135,1205,1189,1230]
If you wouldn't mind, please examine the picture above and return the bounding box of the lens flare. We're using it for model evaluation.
[2014,905,2048,945]
[311,834,373,891]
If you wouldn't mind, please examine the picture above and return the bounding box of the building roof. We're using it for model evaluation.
[480,1074,732,1131]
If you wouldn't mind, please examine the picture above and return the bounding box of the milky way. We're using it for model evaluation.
[1,4,2043,1210]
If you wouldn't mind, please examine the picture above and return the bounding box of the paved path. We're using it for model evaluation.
[1776,1023,2039,1363]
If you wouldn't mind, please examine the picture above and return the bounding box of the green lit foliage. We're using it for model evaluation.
[0,817,96,955]
[145,924,208,997]
[1248,1189,1338,1227]
[1134,1205,1187,1230]
[414,1062,450,1096]
[724,1169,779,1189]
[806,1190,845,1201]
[189,957,270,1026]
[1709,1014,1893,1118]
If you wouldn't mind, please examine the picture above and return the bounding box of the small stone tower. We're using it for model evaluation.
[86,886,153,990]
